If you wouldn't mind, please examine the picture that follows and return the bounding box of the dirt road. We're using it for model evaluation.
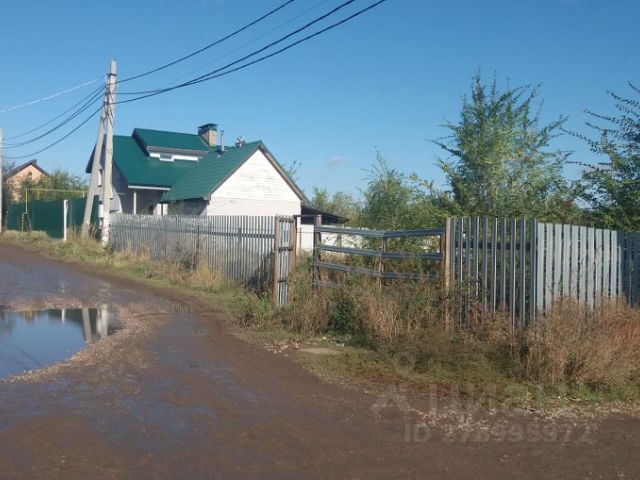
[0,241,638,479]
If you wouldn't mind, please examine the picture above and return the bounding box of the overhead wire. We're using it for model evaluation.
[4,105,103,161]
[4,0,388,159]
[117,0,387,105]
[118,0,359,98]
[1,0,297,156]
[0,78,99,115]
[155,0,333,88]
[3,86,105,149]
[117,0,297,85]
[4,85,105,141]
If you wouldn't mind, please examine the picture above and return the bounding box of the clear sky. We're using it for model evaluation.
[0,0,638,197]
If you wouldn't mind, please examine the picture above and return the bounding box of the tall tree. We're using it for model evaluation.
[577,83,640,230]
[435,73,578,222]
[310,187,360,221]
[358,153,448,230]
[24,168,87,201]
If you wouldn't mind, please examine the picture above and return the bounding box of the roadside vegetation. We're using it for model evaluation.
[238,258,640,404]
[2,74,638,407]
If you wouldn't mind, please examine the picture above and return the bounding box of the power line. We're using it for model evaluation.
[155,0,333,89]
[117,0,386,105]
[0,78,99,115]
[117,0,297,85]
[4,105,102,161]
[118,0,359,99]
[0,0,295,154]
[3,0,388,160]
[187,1,389,89]
[3,87,104,149]
[4,85,104,141]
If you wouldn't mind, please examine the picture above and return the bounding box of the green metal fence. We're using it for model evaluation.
[6,196,99,239]
[67,196,100,238]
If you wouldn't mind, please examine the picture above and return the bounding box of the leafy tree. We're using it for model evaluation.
[576,83,640,230]
[434,73,579,222]
[23,168,87,201]
[282,159,302,183]
[358,153,448,230]
[310,187,360,222]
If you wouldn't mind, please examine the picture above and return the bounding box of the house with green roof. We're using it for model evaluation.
[87,123,310,218]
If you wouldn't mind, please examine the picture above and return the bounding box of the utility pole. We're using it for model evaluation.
[100,60,117,247]
[0,128,3,235]
[81,96,106,238]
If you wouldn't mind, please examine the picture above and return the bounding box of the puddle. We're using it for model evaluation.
[0,307,121,379]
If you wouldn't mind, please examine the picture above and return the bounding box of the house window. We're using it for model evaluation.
[159,153,173,162]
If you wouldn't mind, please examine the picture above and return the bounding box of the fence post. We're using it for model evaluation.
[273,217,282,305]
[378,237,387,289]
[313,214,322,290]
[442,218,452,330]
[291,217,298,272]
[63,200,69,242]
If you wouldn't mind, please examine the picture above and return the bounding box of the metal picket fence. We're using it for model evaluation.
[110,214,296,304]
[446,217,640,327]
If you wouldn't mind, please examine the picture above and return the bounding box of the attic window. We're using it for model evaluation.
[150,152,199,162]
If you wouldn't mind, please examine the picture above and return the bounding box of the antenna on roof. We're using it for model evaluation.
[235,136,245,147]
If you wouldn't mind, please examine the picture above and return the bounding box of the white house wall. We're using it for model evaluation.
[206,149,301,217]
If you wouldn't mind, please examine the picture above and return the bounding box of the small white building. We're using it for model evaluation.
[87,123,311,217]
[87,123,346,250]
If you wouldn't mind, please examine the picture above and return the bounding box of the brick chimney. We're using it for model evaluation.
[198,123,217,147]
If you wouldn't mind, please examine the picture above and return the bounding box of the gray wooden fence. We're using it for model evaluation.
[110,214,296,304]
[447,217,640,327]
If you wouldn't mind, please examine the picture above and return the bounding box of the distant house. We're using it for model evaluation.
[87,123,324,219]
[6,159,48,201]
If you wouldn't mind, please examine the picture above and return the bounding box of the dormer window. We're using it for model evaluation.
[149,151,200,162]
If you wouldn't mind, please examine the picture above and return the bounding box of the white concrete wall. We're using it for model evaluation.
[296,224,364,253]
[298,223,315,253]
[206,149,301,217]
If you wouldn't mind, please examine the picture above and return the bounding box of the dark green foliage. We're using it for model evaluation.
[577,83,640,230]
[434,73,580,222]
[357,153,450,230]
[310,187,361,222]
[19,168,87,201]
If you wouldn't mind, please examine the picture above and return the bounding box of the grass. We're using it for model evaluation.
[3,230,639,406]
[238,257,640,405]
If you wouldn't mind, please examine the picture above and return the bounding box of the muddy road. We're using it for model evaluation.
[0,241,638,479]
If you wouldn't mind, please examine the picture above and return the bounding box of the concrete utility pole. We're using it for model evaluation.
[0,128,3,234]
[81,99,106,238]
[100,60,117,247]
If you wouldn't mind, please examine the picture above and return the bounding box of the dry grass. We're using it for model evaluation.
[522,300,640,388]
[1,230,229,294]
[5,230,639,399]
[240,263,640,398]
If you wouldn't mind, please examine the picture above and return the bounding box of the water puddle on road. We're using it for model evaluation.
[0,307,122,379]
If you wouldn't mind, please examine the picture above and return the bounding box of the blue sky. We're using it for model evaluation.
[0,0,638,197]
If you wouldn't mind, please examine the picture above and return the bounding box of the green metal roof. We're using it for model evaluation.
[133,128,209,152]
[161,141,263,201]
[87,127,307,203]
[112,135,196,188]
